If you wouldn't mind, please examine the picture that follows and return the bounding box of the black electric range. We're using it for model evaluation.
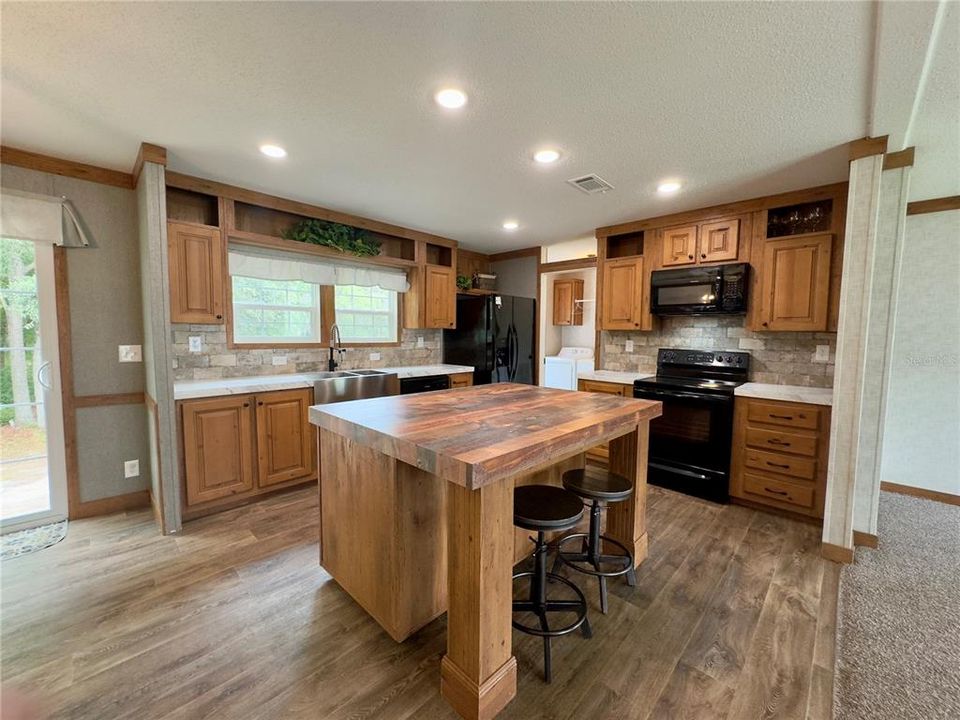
[633,348,751,503]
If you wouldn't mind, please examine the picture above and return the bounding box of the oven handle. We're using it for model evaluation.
[649,462,711,481]
[634,389,731,404]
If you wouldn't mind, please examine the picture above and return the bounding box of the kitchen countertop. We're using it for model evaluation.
[578,369,655,386]
[735,383,833,406]
[173,364,474,400]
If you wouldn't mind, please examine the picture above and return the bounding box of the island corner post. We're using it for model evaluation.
[312,384,661,720]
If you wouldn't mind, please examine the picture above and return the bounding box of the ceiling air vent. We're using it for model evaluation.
[567,174,614,195]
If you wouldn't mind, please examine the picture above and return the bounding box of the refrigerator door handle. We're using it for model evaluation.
[508,325,519,381]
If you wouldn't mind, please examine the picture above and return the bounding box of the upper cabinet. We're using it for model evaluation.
[552,278,584,326]
[167,221,224,324]
[424,264,456,329]
[757,234,833,331]
[404,241,458,330]
[662,220,740,267]
[601,257,644,330]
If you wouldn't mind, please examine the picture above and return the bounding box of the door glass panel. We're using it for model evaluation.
[656,283,716,306]
[0,239,50,521]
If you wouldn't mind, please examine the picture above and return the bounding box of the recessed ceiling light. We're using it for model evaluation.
[502,220,519,231]
[259,144,287,158]
[533,148,561,164]
[657,181,682,194]
[435,88,467,109]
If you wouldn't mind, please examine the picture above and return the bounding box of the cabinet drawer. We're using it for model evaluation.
[745,427,818,457]
[579,380,626,396]
[746,401,820,430]
[745,448,816,481]
[742,473,815,510]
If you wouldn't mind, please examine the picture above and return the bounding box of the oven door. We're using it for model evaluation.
[650,268,722,315]
[633,387,734,502]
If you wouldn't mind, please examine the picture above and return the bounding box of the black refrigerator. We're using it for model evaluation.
[443,294,536,385]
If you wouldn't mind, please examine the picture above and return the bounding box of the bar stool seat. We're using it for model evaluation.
[553,468,636,614]
[512,485,591,683]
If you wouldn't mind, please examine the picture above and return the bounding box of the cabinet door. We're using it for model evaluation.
[424,265,456,329]
[552,280,574,325]
[661,225,698,267]
[168,221,223,324]
[699,219,740,263]
[601,257,644,330]
[255,389,314,487]
[759,234,832,331]
[182,395,255,506]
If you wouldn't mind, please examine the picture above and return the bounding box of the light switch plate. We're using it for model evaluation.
[814,345,830,363]
[416,336,425,349]
[369,352,381,361]
[124,459,140,478]
[118,344,142,362]
[188,336,202,353]
[272,355,288,366]
[625,340,635,353]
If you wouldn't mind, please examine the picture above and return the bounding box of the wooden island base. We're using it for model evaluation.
[312,384,661,720]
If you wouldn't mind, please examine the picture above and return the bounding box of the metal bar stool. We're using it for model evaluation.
[552,468,637,614]
[512,484,592,683]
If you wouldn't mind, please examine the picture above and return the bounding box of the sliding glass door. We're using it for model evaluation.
[0,238,68,532]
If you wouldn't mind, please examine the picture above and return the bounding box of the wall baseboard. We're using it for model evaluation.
[881,482,960,507]
[853,531,879,548]
[72,490,151,520]
[821,542,855,564]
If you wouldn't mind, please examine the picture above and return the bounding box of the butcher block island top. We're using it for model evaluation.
[309,383,662,489]
[310,383,661,720]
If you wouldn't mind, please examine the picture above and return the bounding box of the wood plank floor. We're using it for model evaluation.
[0,485,839,720]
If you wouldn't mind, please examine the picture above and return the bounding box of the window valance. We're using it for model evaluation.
[0,188,92,247]
[227,243,409,293]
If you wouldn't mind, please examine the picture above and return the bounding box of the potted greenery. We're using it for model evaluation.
[282,219,382,257]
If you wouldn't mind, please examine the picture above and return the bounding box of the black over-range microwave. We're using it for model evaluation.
[650,263,749,316]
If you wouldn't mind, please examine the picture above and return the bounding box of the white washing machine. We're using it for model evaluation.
[543,347,595,390]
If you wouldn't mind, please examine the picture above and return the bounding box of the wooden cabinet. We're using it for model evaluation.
[661,225,698,267]
[577,379,628,465]
[449,372,474,388]
[661,220,740,267]
[757,233,832,331]
[181,395,255,506]
[255,389,314,487]
[180,388,317,516]
[424,265,455,329]
[552,279,584,326]
[730,397,830,519]
[600,257,644,330]
[167,221,224,324]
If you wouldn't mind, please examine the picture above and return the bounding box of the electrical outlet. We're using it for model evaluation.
[625,340,635,353]
[118,344,142,362]
[814,345,830,363]
[188,336,202,353]
[124,459,140,479]
[369,352,381,361]
[272,355,288,366]
[416,336,425,349]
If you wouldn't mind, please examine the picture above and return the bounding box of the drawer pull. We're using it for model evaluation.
[767,461,790,469]
[769,414,794,420]
[765,487,789,496]
[767,439,790,446]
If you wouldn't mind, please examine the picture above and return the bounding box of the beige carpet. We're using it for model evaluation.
[834,491,960,719]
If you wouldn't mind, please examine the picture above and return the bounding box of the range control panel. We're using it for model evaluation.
[658,349,751,369]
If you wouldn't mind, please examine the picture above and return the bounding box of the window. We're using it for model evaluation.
[232,276,322,343]
[334,285,399,343]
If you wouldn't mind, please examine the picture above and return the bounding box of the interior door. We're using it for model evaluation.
[1,241,68,532]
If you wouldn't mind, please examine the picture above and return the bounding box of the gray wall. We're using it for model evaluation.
[1,163,150,502]
[491,256,538,299]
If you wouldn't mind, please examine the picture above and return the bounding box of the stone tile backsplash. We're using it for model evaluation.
[171,326,443,381]
[601,316,836,387]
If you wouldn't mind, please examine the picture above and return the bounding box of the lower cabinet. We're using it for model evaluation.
[180,387,316,516]
[729,397,830,519]
[448,372,474,388]
[577,379,629,464]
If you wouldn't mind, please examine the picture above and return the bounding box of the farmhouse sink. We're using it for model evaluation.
[312,369,399,405]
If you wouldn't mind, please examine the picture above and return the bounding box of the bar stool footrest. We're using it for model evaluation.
[554,533,635,578]
[511,571,589,638]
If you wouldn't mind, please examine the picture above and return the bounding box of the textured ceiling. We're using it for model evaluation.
[0,2,951,252]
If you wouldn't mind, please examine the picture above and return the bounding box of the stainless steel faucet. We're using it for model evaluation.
[328,323,345,371]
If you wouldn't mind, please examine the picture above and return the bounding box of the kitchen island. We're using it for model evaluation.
[309,383,661,720]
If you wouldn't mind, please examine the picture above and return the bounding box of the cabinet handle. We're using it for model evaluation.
[258,401,264,406]
[769,414,794,420]
[767,438,790,446]
[216,314,223,320]
[687,254,694,260]
[764,487,789,496]
[243,402,250,407]
[762,322,769,327]
[700,253,706,259]
[767,461,790,469]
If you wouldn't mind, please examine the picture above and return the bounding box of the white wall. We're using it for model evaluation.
[558,268,597,349]
[880,210,960,496]
[543,236,597,263]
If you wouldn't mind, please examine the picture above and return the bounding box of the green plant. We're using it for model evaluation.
[456,274,472,290]
[282,219,382,257]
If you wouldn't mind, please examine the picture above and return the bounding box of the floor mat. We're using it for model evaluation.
[1,519,68,560]
[834,491,960,719]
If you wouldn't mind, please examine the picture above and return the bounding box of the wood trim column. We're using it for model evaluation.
[606,422,650,566]
[441,480,518,720]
